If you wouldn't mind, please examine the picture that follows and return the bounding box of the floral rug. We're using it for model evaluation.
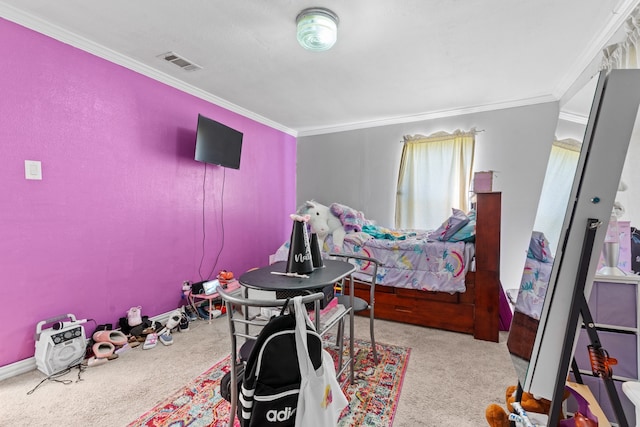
[128,338,411,427]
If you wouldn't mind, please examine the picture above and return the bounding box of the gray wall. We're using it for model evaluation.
[297,102,560,292]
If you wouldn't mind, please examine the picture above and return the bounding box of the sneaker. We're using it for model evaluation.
[179,313,190,332]
[142,333,157,350]
[184,305,198,321]
[165,309,182,331]
[197,305,209,319]
[159,332,173,346]
[127,306,142,327]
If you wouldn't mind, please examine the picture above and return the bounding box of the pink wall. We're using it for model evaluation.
[0,18,297,367]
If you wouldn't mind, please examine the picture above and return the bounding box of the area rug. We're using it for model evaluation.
[128,338,411,427]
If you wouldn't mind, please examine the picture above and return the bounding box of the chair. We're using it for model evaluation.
[217,286,326,427]
[329,253,381,364]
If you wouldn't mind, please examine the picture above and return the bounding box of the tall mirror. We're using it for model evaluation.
[506,69,640,410]
[506,72,599,384]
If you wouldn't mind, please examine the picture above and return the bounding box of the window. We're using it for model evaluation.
[395,130,475,230]
[533,139,581,252]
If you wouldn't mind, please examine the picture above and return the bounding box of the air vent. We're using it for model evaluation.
[157,51,202,71]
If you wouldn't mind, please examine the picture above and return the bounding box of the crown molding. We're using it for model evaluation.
[558,111,589,125]
[297,94,557,137]
[2,1,627,139]
[552,0,640,100]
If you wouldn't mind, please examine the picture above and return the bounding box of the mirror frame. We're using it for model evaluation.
[510,69,640,401]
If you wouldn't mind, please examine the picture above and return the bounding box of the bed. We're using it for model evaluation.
[274,192,504,342]
[508,231,554,359]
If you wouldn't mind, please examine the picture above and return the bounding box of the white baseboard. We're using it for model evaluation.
[0,309,176,382]
[0,357,37,381]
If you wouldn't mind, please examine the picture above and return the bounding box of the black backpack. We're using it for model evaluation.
[239,306,323,427]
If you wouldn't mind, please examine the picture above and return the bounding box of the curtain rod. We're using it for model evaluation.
[401,127,484,143]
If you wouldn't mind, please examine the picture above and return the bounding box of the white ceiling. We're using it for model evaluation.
[1,0,638,136]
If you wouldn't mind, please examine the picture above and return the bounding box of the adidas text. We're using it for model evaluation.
[266,407,296,422]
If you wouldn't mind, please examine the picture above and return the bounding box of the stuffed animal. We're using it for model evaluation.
[485,385,566,426]
[300,200,346,251]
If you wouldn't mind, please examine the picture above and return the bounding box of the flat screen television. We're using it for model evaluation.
[194,114,243,169]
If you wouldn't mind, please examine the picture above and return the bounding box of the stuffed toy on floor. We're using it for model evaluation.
[485,385,567,426]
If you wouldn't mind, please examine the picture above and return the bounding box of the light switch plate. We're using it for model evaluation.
[25,160,42,180]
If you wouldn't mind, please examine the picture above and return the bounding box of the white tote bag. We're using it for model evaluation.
[293,297,348,427]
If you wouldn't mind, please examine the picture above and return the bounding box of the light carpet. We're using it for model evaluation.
[0,316,515,426]
[128,338,410,427]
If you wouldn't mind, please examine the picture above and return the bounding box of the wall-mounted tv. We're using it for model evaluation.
[194,114,243,169]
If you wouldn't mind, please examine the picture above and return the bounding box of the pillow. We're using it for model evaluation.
[528,231,553,263]
[449,210,476,242]
[430,208,470,241]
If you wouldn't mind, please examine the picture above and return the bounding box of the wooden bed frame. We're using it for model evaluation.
[347,192,502,342]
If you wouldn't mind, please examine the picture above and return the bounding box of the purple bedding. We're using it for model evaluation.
[274,231,474,293]
[513,257,553,320]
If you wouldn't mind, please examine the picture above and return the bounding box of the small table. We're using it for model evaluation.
[239,260,355,293]
[188,280,241,323]
[239,260,357,383]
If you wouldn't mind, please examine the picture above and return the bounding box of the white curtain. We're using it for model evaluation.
[533,139,581,253]
[601,8,640,70]
[395,130,475,230]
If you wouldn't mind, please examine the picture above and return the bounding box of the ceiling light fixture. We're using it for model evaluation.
[296,7,339,52]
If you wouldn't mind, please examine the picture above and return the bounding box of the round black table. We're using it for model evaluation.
[239,260,356,292]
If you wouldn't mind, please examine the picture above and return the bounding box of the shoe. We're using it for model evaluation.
[141,320,160,335]
[94,323,113,332]
[93,330,128,346]
[197,305,210,319]
[159,332,173,346]
[142,333,157,350]
[179,312,189,332]
[184,305,198,321]
[86,356,108,367]
[115,343,132,355]
[165,309,182,331]
[142,326,156,335]
[150,320,162,332]
[93,342,115,359]
[127,306,142,327]
[197,305,222,319]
